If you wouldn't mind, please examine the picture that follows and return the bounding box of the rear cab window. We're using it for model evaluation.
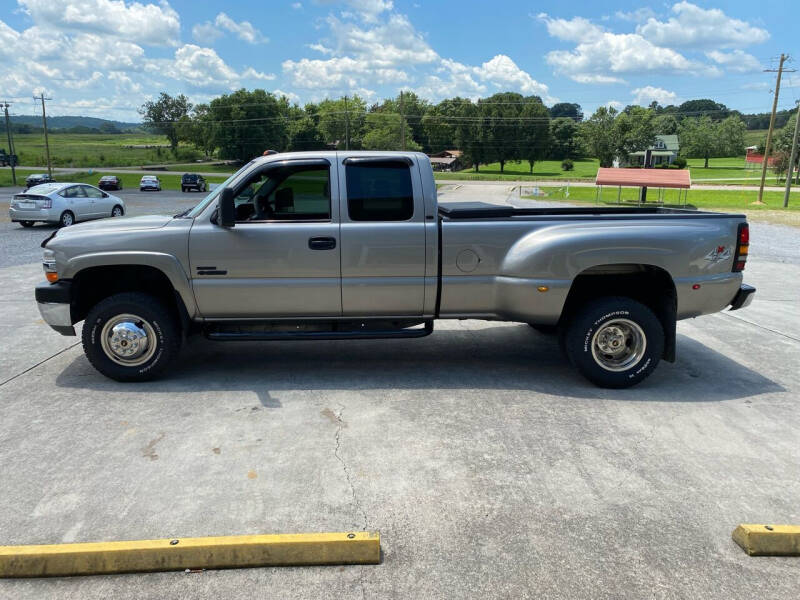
[345,160,414,221]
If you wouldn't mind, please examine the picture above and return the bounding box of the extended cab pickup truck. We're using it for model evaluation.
[36,151,755,388]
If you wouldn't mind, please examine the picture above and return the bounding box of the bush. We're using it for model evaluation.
[561,158,574,171]
[673,157,687,169]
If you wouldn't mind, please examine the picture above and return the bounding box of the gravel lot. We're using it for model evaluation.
[1,184,799,599]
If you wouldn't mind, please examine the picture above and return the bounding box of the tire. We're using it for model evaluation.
[59,211,75,227]
[112,205,124,217]
[528,323,557,335]
[564,296,663,389]
[20,220,35,228]
[181,186,186,192]
[82,292,181,382]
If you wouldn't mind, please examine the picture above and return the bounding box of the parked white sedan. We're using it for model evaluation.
[9,183,125,228]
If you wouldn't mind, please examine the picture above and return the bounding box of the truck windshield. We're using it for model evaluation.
[182,165,252,218]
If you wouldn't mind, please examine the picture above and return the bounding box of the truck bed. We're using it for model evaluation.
[437,202,744,220]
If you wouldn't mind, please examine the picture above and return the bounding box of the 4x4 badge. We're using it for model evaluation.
[705,245,731,262]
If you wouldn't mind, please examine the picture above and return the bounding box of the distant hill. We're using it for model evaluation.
[6,115,142,132]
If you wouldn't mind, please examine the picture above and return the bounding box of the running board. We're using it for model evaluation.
[205,320,433,341]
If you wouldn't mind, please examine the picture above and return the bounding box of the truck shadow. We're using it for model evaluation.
[54,324,783,402]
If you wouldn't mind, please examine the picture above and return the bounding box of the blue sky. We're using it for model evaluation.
[0,0,796,121]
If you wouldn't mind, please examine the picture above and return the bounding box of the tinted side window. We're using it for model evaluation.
[234,166,331,222]
[82,185,103,198]
[346,162,413,221]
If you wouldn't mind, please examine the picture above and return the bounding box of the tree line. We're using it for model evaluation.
[140,90,790,171]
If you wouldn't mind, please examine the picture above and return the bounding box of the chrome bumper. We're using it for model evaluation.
[37,302,75,335]
[729,284,756,311]
[35,280,76,336]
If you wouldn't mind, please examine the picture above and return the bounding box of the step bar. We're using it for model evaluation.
[205,320,434,341]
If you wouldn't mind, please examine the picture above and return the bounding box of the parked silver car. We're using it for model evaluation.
[139,176,161,191]
[9,182,125,228]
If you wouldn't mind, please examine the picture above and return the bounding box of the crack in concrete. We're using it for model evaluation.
[331,405,369,600]
[0,342,80,388]
[333,405,368,532]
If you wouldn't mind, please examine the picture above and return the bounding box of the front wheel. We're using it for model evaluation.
[111,205,124,217]
[564,297,663,389]
[82,292,181,382]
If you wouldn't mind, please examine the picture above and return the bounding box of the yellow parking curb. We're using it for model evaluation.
[732,524,800,556]
[0,531,380,577]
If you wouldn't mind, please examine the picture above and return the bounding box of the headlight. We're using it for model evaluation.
[43,249,58,282]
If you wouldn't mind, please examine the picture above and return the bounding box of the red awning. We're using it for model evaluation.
[595,168,691,189]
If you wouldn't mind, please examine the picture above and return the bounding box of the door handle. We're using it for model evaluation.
[308,236,336,250]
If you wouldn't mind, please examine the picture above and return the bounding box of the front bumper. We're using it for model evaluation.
[729,284,756,311]
[35,280,75,336]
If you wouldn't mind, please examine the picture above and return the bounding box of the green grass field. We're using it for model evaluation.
[0,168,228,191]
[436,159,600,181]
[6,133,204,168]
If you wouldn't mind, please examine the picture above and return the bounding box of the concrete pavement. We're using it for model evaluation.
[1,186,799,599]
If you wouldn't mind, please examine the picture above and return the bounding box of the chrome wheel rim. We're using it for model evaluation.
[100,313,157,367]
[590,318,647,372]
[112,207,122,216]
[62,213,73,226]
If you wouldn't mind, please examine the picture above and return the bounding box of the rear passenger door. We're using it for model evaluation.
[338,156,427,316]
[59,185,91,220]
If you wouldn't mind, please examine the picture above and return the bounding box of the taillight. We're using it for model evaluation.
[37,198,52,209]
[732,223,749,272]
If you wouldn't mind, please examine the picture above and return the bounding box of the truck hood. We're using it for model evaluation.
[54,215,174,237]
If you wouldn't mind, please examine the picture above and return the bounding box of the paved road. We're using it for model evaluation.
[0,184,799,599]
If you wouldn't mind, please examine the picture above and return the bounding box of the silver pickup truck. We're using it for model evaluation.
[35,151,755,388]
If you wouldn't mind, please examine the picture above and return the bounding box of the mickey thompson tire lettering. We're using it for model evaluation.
[566,297,664,389]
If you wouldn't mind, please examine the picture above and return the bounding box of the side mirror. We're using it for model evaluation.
[218,188,236,228]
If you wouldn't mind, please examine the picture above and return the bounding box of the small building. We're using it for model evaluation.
[428,150,463,172]
[595,167,691,206]
[625,135,680,167]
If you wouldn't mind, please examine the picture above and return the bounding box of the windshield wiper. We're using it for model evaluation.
[173,207,193,218]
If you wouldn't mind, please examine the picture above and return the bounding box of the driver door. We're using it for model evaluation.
[189,159,342,318]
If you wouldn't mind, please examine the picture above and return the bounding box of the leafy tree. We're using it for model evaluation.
[653,114,679,135]
[179,104,216,157]
[208,89,288,162]
[361,112,421,151]
[519,97,551,173]
[680,115,745,167]
[99,122,120,134]
[614,106,656,157]
[422,97,469,152]
[550,102,583,121]
[318,95,367,149]
[677,99,730,121]
[581,106,619,168]
[481,92,525,173]
[549,117,580,158]
[139,92,192,156]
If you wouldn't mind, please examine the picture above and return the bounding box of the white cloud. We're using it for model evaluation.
[474,55,554,101]
[631,86,678,106]
[320,0,393,22]
[273,89,300,103]
[193,12,268,44]
[706,50,761,73]
[615,8,656,23]
[636,2,769,49]
[18,0,181,46]
[539,13,716,83]
[241,67,276,81]
[325,14,438,66]
[605,100,624,111]
[291,2,302,8]
[537,13,603,43]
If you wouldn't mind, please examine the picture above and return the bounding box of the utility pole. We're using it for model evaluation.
[783,99,800,207]
[399,90,406,150]
[2,102,17,186]
[343,95,350,150]
[757,54,793,204]
[35,93,53,177]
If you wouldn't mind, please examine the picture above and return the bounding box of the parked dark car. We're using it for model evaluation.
[181,173,207,192]
[98,175,123,190]
[25,173,55,189]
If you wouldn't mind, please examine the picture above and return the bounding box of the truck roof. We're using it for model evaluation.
[250,150,428,168]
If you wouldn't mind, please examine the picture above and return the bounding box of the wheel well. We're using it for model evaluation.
[561,264,677,362]
[71,265,187,329]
